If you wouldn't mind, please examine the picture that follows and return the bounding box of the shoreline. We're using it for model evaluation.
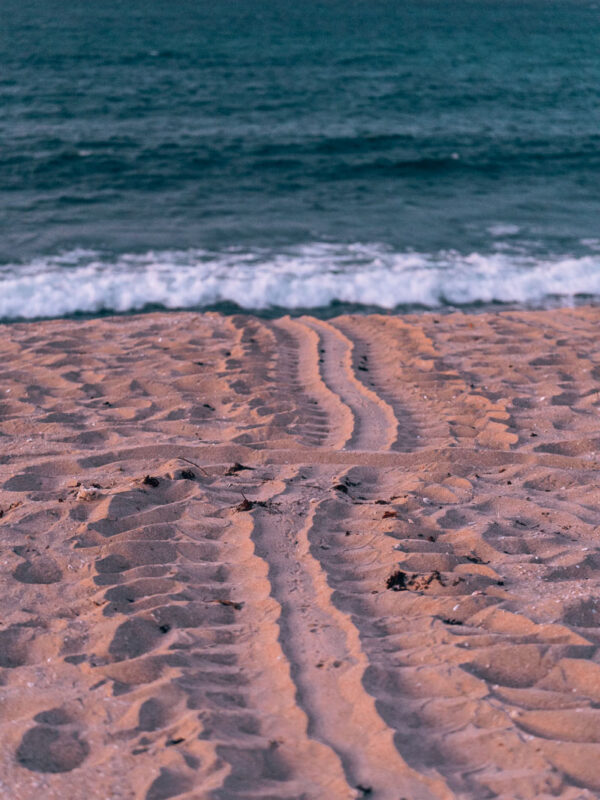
[1,307,600,798]
[1,293,600,327]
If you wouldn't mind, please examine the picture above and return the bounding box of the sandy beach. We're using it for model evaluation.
[1,307,600,799]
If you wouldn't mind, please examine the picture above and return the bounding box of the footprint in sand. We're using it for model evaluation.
[16,710,89,773]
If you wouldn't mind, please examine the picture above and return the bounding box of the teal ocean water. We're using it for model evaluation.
[2,0,600,318]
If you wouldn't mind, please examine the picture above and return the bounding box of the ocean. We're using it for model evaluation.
[1,0,600,320]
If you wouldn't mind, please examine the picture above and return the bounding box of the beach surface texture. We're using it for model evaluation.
[1,308,600,800]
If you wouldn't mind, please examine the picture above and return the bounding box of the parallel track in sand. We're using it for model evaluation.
[2,309,600,799]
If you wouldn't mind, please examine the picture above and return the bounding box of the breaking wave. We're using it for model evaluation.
[1,243,600,321]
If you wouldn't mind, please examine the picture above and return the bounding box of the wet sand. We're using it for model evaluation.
[1,308,600,799]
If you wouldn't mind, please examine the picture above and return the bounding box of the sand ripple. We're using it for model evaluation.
[1,308,600,798]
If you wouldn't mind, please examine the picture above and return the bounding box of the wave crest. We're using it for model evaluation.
[1,244,599,320]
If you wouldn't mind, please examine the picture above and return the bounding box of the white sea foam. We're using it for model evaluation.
[488,224,521,237]
[1,244,599,320]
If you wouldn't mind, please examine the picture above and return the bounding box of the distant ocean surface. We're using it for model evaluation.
[2,0,600,320]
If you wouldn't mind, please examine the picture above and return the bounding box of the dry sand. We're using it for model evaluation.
[1,308,600,799]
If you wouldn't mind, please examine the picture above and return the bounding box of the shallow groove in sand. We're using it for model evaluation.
[269,318,353,449]
[300,318,398,453]
[248,468,450,800]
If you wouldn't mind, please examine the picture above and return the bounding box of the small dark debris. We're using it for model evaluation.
[203,403,214,410]
[64,654,86,665]
[0,501,21,518]
[236,498,254,512]
[166,737,185,746]
[159,624,171,634]
[424,570,445,588]
[442,618,462,626]
[465,554,484,564]
[530,432,538,437]
[180,470,195,480]
[375,499,389,505]
[391,570,448,592]
[497,580,505,586]
[357,365,369,372]
[218,599,244,610]
[382,510,397,519]
[103,401,112,406]
[143,475,160,487]
[386,570,408,591]
[225,462,254,475]
[333,484,349,494]
[356,785,373,796]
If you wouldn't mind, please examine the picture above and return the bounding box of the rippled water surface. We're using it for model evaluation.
[1,0,600,317]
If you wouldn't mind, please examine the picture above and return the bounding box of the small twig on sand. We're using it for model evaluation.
[236,491,254,511]
[176,456,209,476]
